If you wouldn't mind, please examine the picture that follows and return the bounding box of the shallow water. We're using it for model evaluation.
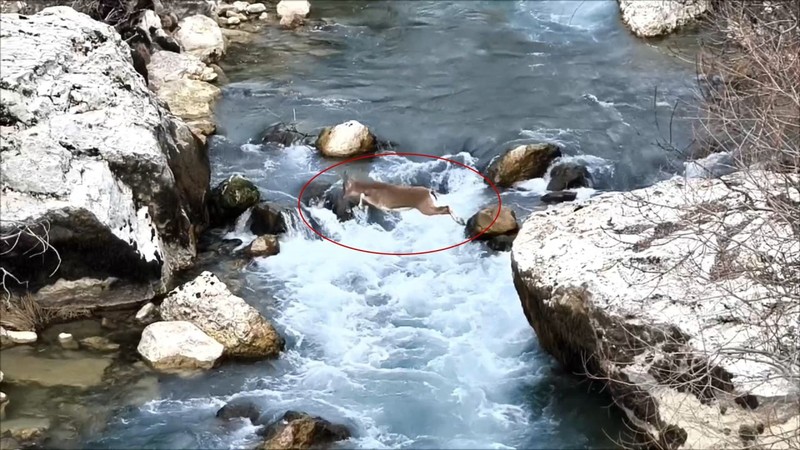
[80,1,704,448]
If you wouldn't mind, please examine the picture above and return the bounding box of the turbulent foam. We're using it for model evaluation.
[241,159,543,447]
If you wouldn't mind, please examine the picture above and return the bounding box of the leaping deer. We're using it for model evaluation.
[341,172,465,225]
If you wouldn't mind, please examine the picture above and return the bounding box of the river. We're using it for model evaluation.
[85,1,701,448]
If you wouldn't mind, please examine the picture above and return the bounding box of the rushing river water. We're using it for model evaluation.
[83,1,702,448]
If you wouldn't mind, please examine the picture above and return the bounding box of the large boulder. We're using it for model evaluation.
[258,411,351,450]
[159,271,285,358]
[618,0,709,38]
[155,78,221,141]
[546,161,592,191]
[137,320,224,372]
[486,143,562,188]
[315,120,376,158]
[511,171,800,449]
[174,14,226,64]
[249,202,289,235]
[276,0,310,28]
[0,7,210,309]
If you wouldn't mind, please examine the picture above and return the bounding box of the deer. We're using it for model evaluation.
[341,172,465,225]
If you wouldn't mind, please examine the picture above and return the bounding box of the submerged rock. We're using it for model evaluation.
[0,345,111,388]
[58,333,80,350]
[511,170,800,449]
[465,204,520,251]
[216,397,263,424]
[546,161,592,191]
[209,175,261,226]
[618,0,709,38]
[0,7,211,309]
[249,235,280,258]
[137,320,224,372]
[174,14,226,64]
[159,271,284,358]
[315,120,377,158]
[301,180,354,222]
[258,411,351,450]
[79,336,120,353]
[486,143,562,188]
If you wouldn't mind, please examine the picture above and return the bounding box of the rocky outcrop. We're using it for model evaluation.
[258,411,351,450]
[0,7,210,309]
[315,120,376,158]
[155,78,221,141]
[618,0,709,38]
[147,50,218,90]
[465,204,520,252]
[137,320,224,372]
[511,170,800,449]
[486,143,562,188]
[159,271,284,358]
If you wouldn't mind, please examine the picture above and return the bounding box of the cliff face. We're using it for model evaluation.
[511,171,799,449]
[0,7,210,308]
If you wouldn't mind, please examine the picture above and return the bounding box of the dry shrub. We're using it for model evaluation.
[0,294,91,332]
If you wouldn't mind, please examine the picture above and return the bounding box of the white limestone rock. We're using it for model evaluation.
[315,120,376,158]
[0,327,37,349]
[160,271,284,358]
[0,7,210,308]
[137,321,223,372]
[618,0,709,38]
[174,14,226,64]
[512,170,800,448]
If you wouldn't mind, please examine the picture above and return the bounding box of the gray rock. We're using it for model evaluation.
[0,7,210,309]
[137,320,224,372]
[160,271,284,359]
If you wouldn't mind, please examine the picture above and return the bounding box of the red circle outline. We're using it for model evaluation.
[296,152,503,256]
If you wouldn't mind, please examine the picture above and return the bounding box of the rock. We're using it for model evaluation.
[280,14,306,29]
[302,181,354,222]
[249,202,289,235]
[259,12,269,21]
[0,417,50,448]
[541,190,578,204]
[486,143,562,188]
[0,327,37,349]
[232,1,249,13]
[157,0,221,20]
[249,235,280,258]
[209,175,261,226]
[223,16,241,26]
[147,50,218,91]
[246,3,267,14]
[0,7,210,309]
[618,0,709,38]
[79,336,120,352]
[0,391,7,420]
[465,204,519,237]
[174,15,226,64]
[276,0,310,20]
[157,78,221,125]
[315,121,377,158]
[216,397,263,424]
[137,321,224,372]
[159,271,284,358]
[58,332,80,350]
[546,162,592,191]
[258,411,351,450]
[511,170,800,449]
[135,302,159,324]
[0,370,3,383]
[260,122,313,147]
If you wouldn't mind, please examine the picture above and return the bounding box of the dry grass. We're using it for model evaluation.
[0,294,91,332]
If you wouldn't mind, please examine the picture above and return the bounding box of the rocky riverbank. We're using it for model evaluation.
[511,170,800,449]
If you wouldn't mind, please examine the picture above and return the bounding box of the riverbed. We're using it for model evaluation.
[82,1,702,448]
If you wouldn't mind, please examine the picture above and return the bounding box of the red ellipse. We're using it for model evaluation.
[296,152,503,256]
